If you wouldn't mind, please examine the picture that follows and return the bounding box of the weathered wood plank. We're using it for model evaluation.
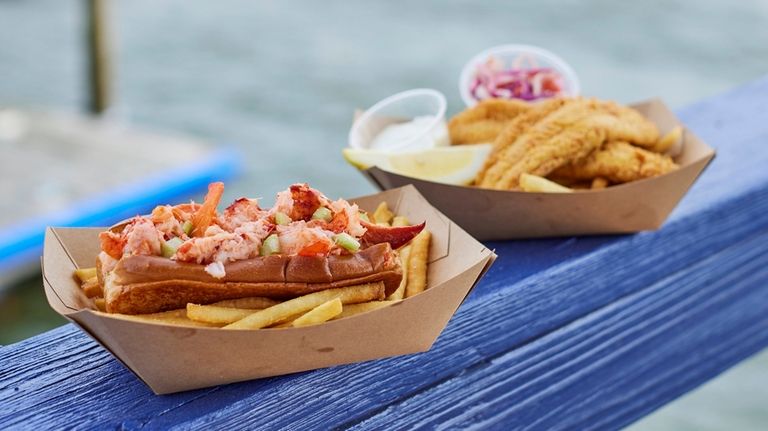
[349,230,768,430]
[1,77,767,430]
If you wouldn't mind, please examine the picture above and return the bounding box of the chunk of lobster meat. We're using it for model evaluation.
[219,197,267,231]
[273,183,331,222]
[276,221,334,256]
[99,231,126,260]
[205,261,226,279]
[100,216,164,259]
[190,182,225,237]
[171,202,201,222]
[174,219,274,265]
[219,219,274,261]
[233,219,274,245]
[151,205,184,239]
[297,240,333,257]
[328,199,366,237]
[124,217,164,256]
[360,220,426,250]
[325,210,348,234]
[175,230,234,264]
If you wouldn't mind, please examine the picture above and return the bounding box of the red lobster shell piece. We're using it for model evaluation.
[360,220,426,250]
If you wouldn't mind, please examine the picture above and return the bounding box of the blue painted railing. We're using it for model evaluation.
[0,148,240,275]
[1,77,767,430]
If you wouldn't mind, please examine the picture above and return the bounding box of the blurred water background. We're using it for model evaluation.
[0,0,766,429]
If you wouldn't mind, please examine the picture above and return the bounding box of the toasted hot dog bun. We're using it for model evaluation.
[104,243,401,314]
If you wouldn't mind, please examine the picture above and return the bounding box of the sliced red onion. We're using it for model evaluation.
[470,55,564,102]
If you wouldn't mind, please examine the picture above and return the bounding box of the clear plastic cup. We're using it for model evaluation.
[459,44,580,107]
[348,88,448,152]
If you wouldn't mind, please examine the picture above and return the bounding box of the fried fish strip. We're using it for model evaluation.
[650,126,683,153]
[480,99,602,189]
[476,98,574,185]
[597,101,660,147]
[448,99,530,145]
[494,113,613,189]
[591,177,609,189]
[550,141,679,184]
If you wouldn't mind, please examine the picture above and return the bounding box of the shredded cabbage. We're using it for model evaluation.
[470,55,564,102]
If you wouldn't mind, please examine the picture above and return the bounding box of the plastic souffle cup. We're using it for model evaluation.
[459,44,580,107]
[349,89,448,152]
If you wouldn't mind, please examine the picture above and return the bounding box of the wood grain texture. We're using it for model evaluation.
[350,230,768,430]
[2,76,768,430]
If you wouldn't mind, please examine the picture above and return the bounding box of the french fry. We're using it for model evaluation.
[334,300,399,320]
[292,298,343,327]
[112,309,222,328]
[271,321,294,328]
[93,297,106,312]
[405,231,431,298]
[519,173,573,193]
[269,312,306,328]
[81,278,102,298]
[387,245,411,300]
[652,126,682,153]
[224,283,384,330]
[74,267,97,282]
[391,216,409,227]
[209,297,280,309]
[373,202,394,225]
[187,304,257,324]
[591,177,609,189]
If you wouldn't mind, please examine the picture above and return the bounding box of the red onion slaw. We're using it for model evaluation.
[469,55,565,102]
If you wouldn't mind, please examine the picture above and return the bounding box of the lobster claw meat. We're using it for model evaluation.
[360,220,426,250]
[290,183,323,221]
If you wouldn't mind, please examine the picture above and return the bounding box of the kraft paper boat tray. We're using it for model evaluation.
[42,185,496,395]
[357,98,716,240]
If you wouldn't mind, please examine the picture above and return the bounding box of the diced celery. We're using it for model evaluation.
[260,234,281,256]
[161,237,184,258]
[333,233,360,253]
[275,212,291,226]
[311,207,332,222]
[182,220,194,236]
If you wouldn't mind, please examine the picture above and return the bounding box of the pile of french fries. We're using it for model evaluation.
[74,267,106,311]
[74,202,431,329]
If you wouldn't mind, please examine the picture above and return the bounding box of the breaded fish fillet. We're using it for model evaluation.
[494,112,616,189]
[475,98,573,185]
[479,99,600,188]
[550,141,679,184]
[448,99,530,145]
[598,101,660,147]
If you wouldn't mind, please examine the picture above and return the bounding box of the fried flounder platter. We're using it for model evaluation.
[449,97,680,190]
[448,99,530,145]
[95,182,426,314]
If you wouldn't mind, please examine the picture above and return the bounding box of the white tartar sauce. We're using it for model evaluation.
[369,116,449,152]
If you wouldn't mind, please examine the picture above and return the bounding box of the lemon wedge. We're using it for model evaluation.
[343,144,492,185]
[342,148,393,171]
